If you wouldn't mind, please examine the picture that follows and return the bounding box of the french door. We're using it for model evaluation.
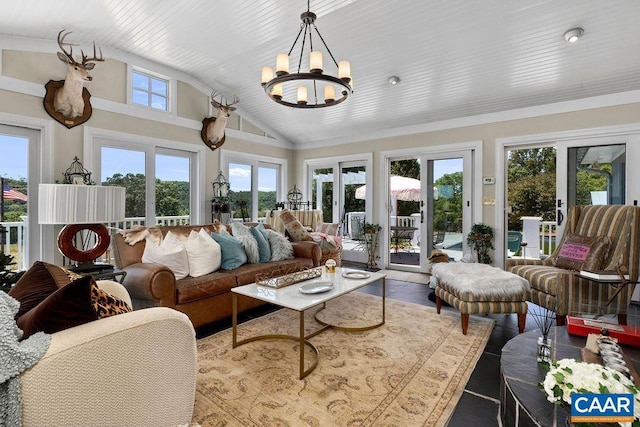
[501,129,640,265]
[386,151,473,272]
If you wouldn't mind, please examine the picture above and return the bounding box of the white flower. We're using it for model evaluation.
[541,358,640,425]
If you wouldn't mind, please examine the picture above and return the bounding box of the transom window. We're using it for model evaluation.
[132,70,168,111]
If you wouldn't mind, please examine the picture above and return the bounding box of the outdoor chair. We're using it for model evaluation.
[507,205,640,326]
[507,231,523,257]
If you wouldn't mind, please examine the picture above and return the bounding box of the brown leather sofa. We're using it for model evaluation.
[111,223,322,327]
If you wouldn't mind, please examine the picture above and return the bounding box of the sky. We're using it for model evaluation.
[0,134,28,180]
[1,133,462,191]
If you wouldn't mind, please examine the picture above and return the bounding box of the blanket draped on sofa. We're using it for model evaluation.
[0,292,51,427]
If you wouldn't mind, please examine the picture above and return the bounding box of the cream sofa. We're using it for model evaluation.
[20,280,197,427]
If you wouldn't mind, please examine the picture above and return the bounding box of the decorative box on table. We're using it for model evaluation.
[567,315,640,347]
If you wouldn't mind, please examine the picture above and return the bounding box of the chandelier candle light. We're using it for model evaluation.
[261,0,353,108]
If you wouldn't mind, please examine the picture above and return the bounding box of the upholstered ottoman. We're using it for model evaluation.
[432,263,530,335]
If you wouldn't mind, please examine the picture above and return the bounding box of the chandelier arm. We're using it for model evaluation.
[312,24,340,68]
[297,24,309,74]
[288,24,306,57]
[312,79,319,104]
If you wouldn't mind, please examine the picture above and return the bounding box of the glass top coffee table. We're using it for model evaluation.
[231,267,386,379]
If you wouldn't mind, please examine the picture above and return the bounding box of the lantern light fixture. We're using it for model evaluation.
[261,0,353,109]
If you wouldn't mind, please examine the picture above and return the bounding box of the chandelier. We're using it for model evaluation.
[261,0,352,109]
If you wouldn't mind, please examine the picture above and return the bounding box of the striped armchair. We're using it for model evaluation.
[506,205,640,326]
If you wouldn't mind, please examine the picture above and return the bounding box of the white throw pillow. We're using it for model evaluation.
[141,230,189,279]
[264,228,295,261]
[185,229,222,277]
[231,222,260,264]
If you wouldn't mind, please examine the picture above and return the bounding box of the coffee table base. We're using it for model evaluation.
[231,279,385,379]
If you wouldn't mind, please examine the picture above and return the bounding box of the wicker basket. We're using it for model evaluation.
[320,245,342,267]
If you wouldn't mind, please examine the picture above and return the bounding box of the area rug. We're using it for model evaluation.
[193,292,494,427]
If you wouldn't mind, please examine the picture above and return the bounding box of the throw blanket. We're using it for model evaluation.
[0,292,51,427]
[120,225,164,246]
[309,231,342,254]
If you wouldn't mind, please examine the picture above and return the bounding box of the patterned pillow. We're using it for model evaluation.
[554,234,611,271]
[9,261,82,319]
[280,209,313,242]
[92,284,132,318]
[316,222,339,236]
[17,276,131,340]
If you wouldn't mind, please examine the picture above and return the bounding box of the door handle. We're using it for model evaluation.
[420,210,424,223]
[557,210,564,226]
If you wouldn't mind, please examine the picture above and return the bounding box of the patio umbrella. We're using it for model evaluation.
[355,175,421,201]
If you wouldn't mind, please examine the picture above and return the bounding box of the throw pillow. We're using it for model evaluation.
[554,234,611,271]
[17,276,132,340]
[185,229,222,277]
[264,228,295,261]
[9,261,82,319]
[17,276,97,339]
[231,222,260,264]
[92,284,133,318]
[211,230,248,270]
[279,209,313,242]
[250,224,272,263]
[316,222,339,236]
[142,230,189,279]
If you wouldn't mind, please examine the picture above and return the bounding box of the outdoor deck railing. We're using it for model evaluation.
[1,215,558,271]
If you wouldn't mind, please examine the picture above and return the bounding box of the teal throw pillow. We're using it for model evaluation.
[250,225,272,263]
[211,231,247,270]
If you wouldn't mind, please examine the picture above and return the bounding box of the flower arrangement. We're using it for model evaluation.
[541,358,640,426]
[466,223,494,264]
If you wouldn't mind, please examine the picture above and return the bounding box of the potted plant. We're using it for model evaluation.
[466,223,494,264]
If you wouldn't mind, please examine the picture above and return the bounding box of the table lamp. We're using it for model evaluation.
[38,183,125,271]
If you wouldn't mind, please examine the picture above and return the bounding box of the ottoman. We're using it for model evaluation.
[432,263,530,335]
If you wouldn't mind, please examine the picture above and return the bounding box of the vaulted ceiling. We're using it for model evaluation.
[2,1,640,148]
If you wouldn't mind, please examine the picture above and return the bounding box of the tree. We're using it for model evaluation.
[434,172,463,230]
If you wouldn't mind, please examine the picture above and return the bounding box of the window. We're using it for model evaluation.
[221,150,287,222]
[132,70,168,111]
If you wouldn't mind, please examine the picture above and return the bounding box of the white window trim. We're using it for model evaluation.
[220,149,288,219]
[83,126,207,224]
[127,64,177,114]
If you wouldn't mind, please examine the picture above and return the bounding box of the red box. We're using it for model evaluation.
[567,316,640,348]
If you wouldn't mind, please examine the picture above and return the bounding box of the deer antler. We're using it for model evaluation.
[57,29,78,64]
[210,90,240,109]
[81,42,104,66]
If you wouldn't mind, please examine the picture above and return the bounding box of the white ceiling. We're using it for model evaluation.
[1,0,640,148]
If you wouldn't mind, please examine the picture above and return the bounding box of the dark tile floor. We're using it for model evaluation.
[195,275,640,427]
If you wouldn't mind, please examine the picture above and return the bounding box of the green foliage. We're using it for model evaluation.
[507,172,557,230]
[467,223,494,264]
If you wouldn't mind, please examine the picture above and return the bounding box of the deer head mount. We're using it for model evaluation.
[43,30,105,128]
[201,90,239,150]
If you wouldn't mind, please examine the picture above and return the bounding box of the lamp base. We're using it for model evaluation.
[58,223,111,265]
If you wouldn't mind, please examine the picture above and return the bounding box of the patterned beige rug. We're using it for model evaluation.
[193,292,494,427]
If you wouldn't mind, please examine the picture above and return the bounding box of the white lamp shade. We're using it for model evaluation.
[276,53,289,74]
[338,61,351,80]
[310,51,323,72]
[324,85,335,102]
[261,66,273,84]
[38,184,126,224]
[272,83,283,98]
[297,86,308,103]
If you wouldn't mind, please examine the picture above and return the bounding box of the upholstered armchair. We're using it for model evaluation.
[507,205,640,325]
[20,280,197,426]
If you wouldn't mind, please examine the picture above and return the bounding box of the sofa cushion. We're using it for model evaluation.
[142,231,189,279]
[264,228,295,261]
[554,233,611,271]
[185,229,222,277]
[17,276,128,339]
[231,222,260,264]
[211,229,247,270]
[279,209,313,242]
[507,264,569,296]
[316,222,339,235]
[9,261,81,319]
[250,224,272,263]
